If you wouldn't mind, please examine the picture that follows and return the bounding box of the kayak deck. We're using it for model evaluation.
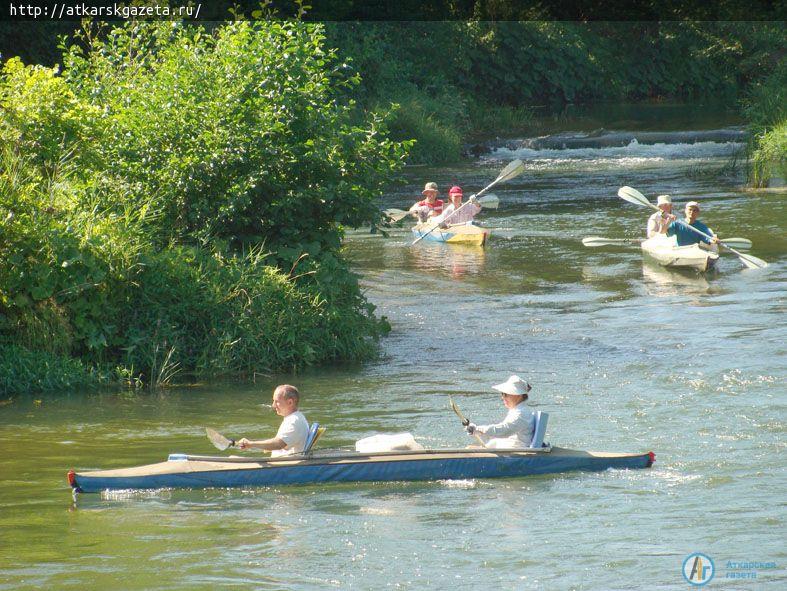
[69,447,654,493]
[412,222,489,246]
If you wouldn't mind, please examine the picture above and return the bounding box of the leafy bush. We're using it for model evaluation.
[57,20,409,254]
[742,48,787,187]
[0,20,404,392]
[0,344,108,395]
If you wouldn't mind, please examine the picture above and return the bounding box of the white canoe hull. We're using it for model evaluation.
[641,236,718,272]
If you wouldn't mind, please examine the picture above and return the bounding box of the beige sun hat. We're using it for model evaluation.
[492,375,532,396]
[422,182,439,195]
[656,195,672,205]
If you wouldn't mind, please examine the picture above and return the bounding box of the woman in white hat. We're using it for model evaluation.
[647,195,675,238]
[466,375,535,449]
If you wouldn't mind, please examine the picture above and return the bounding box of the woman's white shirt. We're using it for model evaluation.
[477,406,535,448]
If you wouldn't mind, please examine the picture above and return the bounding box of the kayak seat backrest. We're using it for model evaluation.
[303,423,326,454]
[529,411,549,449]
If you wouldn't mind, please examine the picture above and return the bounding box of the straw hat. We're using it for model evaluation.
[656,195,672,205]
[492,375,532,396]
[422,182,439,195]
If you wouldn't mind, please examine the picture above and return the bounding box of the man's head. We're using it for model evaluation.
[656,194,672,213]
[272,384,300,417]
[685,201,700,222]
[422,182,439,202]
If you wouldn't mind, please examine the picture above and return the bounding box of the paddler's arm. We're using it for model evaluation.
[476,411,529,438]
[237,437,287,451]
[409,202,428,220]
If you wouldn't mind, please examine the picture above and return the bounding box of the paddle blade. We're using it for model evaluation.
[477,193,499,209]
[495,159,526,183]
[206,427,234,451]
[718,237,752,250]
[618,186,657,210]
[582,236,641,247]
[384,208,410,223]
[449,396,468,425]
[735,251,768,269]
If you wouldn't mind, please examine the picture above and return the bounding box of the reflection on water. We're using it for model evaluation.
[641,261,712,297]
[408,242,486,279]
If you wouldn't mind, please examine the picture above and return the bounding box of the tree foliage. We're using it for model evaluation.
[0,20,407,391]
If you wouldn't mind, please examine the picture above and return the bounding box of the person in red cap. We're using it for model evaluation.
[408,181,444,222]
[434,185,481,226]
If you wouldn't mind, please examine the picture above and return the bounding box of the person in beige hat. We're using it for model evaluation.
[465,375,535,449]
[647,195,676,238]
[409,181,444,222]
[666,200,719,246]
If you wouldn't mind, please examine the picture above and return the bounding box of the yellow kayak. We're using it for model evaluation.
[411,222,489,246]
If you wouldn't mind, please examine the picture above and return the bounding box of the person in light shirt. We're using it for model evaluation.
[647,194,675,237]
[238,384,309,457]
[465,375,535,449]
[433,185,482,227]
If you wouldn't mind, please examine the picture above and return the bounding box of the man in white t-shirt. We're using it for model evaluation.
[238,384,309,457]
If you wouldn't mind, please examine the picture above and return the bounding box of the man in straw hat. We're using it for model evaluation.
[666,200,719,247]
[465,375,535,449]
[647,194,675,238]
[409,181,444,222]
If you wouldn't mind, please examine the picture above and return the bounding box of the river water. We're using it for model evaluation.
[1,107,785,589]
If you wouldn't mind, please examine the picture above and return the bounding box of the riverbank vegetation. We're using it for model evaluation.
[0,20,407,394]
[743,64,787,187]
[1,18,784,393]
[324,21,785,171]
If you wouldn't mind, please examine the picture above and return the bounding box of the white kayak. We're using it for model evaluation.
[641,235,719,272]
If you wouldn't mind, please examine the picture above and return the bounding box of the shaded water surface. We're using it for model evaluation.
[1,109,785,589]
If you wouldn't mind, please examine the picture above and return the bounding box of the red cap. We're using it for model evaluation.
[448,186,463,196]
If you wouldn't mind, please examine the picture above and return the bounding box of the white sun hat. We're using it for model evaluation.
[491,375,532,396]
[656,195,672,205]
[685,200,700,209]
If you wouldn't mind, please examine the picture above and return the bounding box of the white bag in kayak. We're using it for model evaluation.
[355,433,425,453]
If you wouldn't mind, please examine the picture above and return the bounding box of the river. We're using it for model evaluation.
[1,105,785,590]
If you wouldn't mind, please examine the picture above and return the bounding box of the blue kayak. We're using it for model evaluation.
[68,447,655,493]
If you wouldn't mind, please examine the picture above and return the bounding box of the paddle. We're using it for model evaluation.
[386,194,500,224]
[206,427,236,451]
[449,396,486,447]
[582,237,643,247]
[617,186,768,269]
[412,158,525,245]
[384,208,412,223]
[582,236,753,250]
